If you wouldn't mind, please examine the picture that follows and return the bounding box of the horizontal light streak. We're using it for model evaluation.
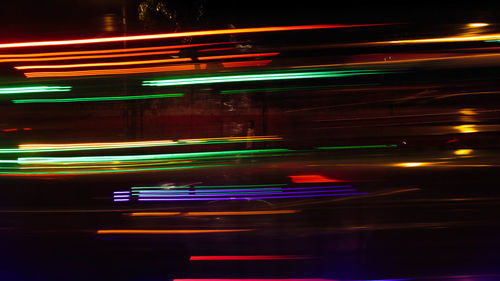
[129,210,299,216]
[388,33,500,44]
[16,57,191,70]
[0,86,71,94]
[143,70,382,87]
[97,229,254,234]
[316,144,397,150]
[289,175,342,183]
[2,49,179,63]
[0,24,389,49]
[13,136,281,153]
[0,43,228,58]
[173,279,332,281]
[13,93,184,103]
[137,189,356,197]
[189,255,310,260]
[17,148,290,164]
[194,184,286,188]
[134,186,351,194]
[222,60,272,68]
[23,63,207,78]
[198,52,279,61]
[138,192,367,201]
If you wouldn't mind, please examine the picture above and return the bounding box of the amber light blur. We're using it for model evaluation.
[97,229,254,234]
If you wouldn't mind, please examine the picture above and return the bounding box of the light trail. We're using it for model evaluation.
[138,192,368,201]
[0,24,391,49]
[0,86,71,95]
[129,210,299,216]
[97,229,254,234]
[13,93,183,103]
[189,255,310,260]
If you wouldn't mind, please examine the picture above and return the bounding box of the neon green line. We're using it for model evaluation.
[12,93,183,104]
[17,149,291,164]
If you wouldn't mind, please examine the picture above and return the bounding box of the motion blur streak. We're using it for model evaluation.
[387,33,500,44]
[97,229,254,234]
[189,255,310,260]
[16,57,191,70]
[137,193,368,201]
[0,24,392,49]
[173,279,333,281]
[198,52,280,61]
[16,136,281,151]
[0,86,71,94]
[129,210,299,216]
[289,175,343,183]
[316,144,397,150]
[222,60,272,68]
[13,93,184,103]
[0,49,180,62]
[0,43,228,58]
[142,70,385,87]
[23,63,208,78]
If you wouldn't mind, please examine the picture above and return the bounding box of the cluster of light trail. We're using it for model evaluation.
[113,184,364,202]
[13,93,184,103]
[129,210,299,216]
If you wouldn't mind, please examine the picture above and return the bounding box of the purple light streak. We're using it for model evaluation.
[135,185,352,194]
[138,189,357,198]
[138,192,368,201]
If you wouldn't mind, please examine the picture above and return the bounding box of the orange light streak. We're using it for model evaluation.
[0,24,391,49]
[0,43,235,58]
[129,212,181,216]
[1,50,179,63]
[16,57,191,70]
[289,175,343,183]
[97,229,254,234]
[23,63,206,78]
[222,60,272,68]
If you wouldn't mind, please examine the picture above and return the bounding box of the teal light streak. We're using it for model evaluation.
[142,70,385,87]
[0,86,71,95]
[12,93,183,104]
[315,144,398,150]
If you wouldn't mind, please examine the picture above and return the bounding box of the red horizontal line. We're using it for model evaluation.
[222,60,272,68]
[189,255,312,260]
[199,52,279,61]
[0,24,392,49]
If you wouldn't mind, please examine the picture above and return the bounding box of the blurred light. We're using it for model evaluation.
[289,175,343,183]
[0,24,392,49]
[388,33,500,44]
[130,210,299,216]
[316,144,397,150]
[198,52,279,61]
[23,64,207,78]
[97,229,254,234]
[1,49,179,63]
[137,189,356,198]
[189,255,310,260]
[138,192,367,201]
[454,149,473,155]
[16,57,190,70]
[222,60,272,68]
[468,23,489,28]
[13,93,184,104]
[142,70,384,87]
[455,124,478,133]
[459,108,477,115]
[396,162,427,167]
[0,86,71,95]
[173,279,332,281]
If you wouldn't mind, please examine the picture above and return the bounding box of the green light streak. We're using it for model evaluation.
[12,93,183,104]
[0,86,71,95]
[17,149,291,164]
[0,138,280,154]
[142,70,385,87]
[315,144,398,150]
[0,164,228,176]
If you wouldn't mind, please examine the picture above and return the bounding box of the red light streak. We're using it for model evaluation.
[23,63,207,78]
[222,60,272,68]
[0,24,391,49]
[2,128,18,132]
[189,255,312,260]
[97,229,254,234]
[289,175,343,183]
[198,52,279,61]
